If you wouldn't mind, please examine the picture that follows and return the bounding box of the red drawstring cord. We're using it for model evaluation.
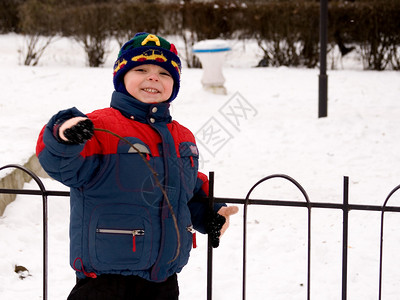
[132,235,136,252]
[73,257,97,278]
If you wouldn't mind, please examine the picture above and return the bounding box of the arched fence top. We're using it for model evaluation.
[382,183,400,209]
[244,174,310,204]
[0,164,47,195]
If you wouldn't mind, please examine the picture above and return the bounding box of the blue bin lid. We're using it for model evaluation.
[193,40,231,53]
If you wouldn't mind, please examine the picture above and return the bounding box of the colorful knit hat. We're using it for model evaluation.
[113,32,182,102]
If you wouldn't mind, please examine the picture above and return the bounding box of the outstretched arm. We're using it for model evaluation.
[36,107,100,187]
[188,172,238,247]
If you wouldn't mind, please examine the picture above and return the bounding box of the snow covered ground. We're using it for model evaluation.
[0,33,400,299]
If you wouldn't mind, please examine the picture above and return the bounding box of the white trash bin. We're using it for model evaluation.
[193,40,231,95]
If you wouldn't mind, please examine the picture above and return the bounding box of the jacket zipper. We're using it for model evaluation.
[96,228,145,252]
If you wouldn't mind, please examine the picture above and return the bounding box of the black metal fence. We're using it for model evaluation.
[1,164,400,300]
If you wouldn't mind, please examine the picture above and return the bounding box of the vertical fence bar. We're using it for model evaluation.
[207,172,215,300]
[342,176,349,300]
[307,204,311,300]
[42,192,48,300]
[243,187,248,300]
[378,207,385,300]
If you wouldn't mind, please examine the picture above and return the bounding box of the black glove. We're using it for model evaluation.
[206,211,226,248]
[63,119,94,144]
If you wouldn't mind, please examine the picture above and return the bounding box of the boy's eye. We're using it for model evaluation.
[160,72,171,77]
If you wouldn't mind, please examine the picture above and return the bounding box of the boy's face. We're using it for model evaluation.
[124,64,174,103]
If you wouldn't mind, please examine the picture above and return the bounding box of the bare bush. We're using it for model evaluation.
[63,4,113,67]
[391,46,400,70]
[19,35,56,66]
[252,1,319,68]
[113,2,162,47]
[7,0,400,70]
[18,0,59,66]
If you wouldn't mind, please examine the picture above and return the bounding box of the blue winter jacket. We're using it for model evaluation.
[36,91,224,282]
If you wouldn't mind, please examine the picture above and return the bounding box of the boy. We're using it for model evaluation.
[36,32,238,300]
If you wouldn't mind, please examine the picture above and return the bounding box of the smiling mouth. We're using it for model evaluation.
[143,88,159,94]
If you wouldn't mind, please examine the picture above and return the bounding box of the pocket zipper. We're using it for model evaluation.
[96,229,145,235]
[96,228,145,252]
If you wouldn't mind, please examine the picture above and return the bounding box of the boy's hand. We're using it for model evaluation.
[218,206,239,236]
[59,117,94,144]
[207,206,239,248]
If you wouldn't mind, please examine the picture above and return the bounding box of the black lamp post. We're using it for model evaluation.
[319,0,328,118]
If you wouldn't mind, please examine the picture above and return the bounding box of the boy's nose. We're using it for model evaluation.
[147,73,159,81]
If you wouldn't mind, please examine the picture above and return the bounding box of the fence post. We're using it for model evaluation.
[207,172,215,300]
[342,176,349,300]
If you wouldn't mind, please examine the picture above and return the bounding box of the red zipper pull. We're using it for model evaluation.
[132,234,136,252]
[192,231,197,249]
[131,230,144,252]
[189,156,194,167]
[187,225,197,248]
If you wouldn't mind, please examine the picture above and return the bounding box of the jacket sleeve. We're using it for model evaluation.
[36,107,102,188]
[188,172,226,234]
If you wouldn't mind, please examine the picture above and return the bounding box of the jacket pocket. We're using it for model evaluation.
[115,137,159,193]
[88,203,154,271]
[179,142,199,192]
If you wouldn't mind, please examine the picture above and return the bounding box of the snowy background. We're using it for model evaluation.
[0,33,400,299]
